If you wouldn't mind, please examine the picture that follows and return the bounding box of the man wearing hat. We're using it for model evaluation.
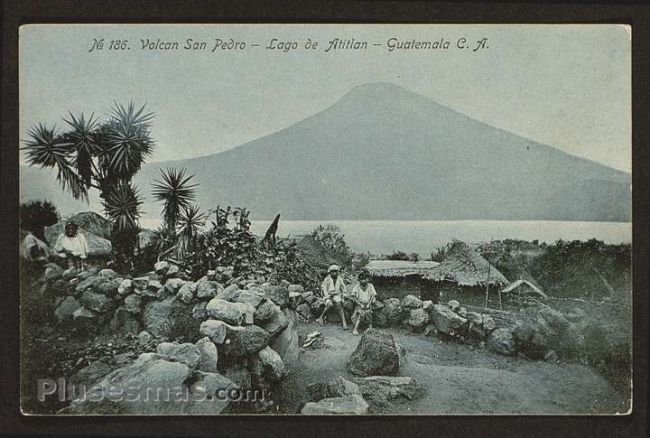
[316,264,349,329]
[54,221,88,270]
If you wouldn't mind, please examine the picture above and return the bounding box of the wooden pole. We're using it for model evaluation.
[485,263,490,309]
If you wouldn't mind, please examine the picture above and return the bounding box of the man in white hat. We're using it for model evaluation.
[316,264,348,329]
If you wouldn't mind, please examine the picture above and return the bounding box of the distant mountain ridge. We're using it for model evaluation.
[20,82,631,222]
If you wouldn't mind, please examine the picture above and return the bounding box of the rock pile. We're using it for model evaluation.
[40,261,301,414]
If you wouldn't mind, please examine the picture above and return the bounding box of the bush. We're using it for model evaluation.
[20,200,59,240]
[310,224,352,265]
[386,250,409,261]
[529,239,631,298]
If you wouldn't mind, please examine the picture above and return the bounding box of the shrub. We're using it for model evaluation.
[310,224,352,265]
[20,200,59,240]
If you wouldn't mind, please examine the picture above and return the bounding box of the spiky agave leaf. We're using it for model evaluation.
[63,112,100,187]
[102,182,142,234]
[152,167,198,230]
[105,101,154,178]
[23,124,88,199]
[23,124,72,168]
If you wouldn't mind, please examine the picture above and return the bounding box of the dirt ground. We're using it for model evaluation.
[273,322,630,415]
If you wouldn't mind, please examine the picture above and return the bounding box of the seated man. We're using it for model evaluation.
[316,265,348,330]
[54,221,88,270]
[350,270,377,336]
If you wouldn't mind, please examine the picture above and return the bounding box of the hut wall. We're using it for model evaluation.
[371,276,424,300]
[434,281,503,308]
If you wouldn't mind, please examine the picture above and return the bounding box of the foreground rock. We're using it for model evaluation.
[486,328,516,356]
[301,394,369,415]
[430,304,467,334]
[66,353,192,414]
[348,329,400,376]
[307,376,361,401]
[352,376,421,405]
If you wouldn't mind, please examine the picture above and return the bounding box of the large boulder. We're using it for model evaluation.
[142,297,197,339]
[301,394,369,415]
[430,304,467,334]
[512,322,549,359]
[400,294,422,309]
[258,346,286,381]
[406,308,430,330]
[186,371,237,415]
[195,337,219,372]
[307,376,361,401]
[206,298,244,325]
[156,342,202,368]
[353,376,421,405]
[45,224,112,257]
[66,353,191,414]
[348,329,400,377]
[486,328,516,356]
[269,310,300,368]
[379,298,404,327]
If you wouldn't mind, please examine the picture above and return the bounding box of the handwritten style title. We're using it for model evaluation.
[88,37,490,54]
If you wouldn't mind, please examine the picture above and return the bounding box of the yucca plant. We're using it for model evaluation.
[103,182,143,266]
[22,102,154,265]
[176,204,206,260]
[152,167,198,233]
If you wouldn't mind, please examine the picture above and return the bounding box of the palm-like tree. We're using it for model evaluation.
[176,204,206,259]
[152,167,198,232]
[22,102,154,264]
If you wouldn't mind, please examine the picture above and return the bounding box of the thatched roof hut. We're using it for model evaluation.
[365,260,440,278]
[423,241,509,287]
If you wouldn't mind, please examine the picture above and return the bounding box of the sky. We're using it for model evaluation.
[19,24,631,172]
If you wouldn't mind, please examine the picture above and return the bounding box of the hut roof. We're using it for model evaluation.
[365,260,440,278]
[501,279,548,299]
[295,235,343,270]
[423,241,509,287]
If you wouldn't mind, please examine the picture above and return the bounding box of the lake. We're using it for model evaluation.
[139,218,632,256]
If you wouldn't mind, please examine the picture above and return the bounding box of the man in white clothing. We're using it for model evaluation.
[54,221,88,270]
[316,264,348,329]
